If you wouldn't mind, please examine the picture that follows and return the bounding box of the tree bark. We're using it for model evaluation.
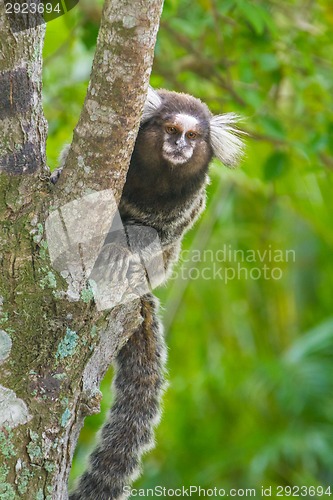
[0,0,164,498]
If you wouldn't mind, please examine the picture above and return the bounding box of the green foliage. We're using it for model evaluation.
[43,0,333,492]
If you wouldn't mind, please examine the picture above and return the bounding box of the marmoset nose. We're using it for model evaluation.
[175,135,186,147]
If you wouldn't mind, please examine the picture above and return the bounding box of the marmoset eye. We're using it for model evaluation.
[186,131,197,139]
[165,125,178,134]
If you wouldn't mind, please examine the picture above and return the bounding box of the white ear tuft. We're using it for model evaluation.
[210,113,246,168]
[141,86,162,123]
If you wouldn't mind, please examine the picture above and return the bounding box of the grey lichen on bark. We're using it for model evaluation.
[0,0,164,498]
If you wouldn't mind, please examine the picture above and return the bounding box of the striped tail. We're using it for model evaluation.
[69,294,167,500]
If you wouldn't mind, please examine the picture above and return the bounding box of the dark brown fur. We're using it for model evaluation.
[70,295,165,500]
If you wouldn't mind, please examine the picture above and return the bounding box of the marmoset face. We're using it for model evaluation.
[133,87,244,183]
[161,113,205,165]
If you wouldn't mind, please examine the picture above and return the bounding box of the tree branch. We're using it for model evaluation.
[53,0,164,205]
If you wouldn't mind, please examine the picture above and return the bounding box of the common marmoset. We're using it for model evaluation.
[64,86,245,500]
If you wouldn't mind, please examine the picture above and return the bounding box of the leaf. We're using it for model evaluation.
[285,318,333,363]
[217,0,237,15]
[259,116,286,140]
[43,16,71,59]
[236,0,266,35]
[263,151,289,180]
[258,53,280,72]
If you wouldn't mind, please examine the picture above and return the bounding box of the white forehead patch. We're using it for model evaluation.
[174,114,199,130]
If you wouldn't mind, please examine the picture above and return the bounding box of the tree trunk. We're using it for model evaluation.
[0,0,163,498]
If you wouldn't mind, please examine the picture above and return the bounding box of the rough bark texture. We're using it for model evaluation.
[0,0,164,498]
[0,8,48,178]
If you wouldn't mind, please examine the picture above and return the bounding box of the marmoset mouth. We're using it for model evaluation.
[163,152,189,165]
[162,146,192,164]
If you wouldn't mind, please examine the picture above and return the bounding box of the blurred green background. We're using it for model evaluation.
[43,0,333,495]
